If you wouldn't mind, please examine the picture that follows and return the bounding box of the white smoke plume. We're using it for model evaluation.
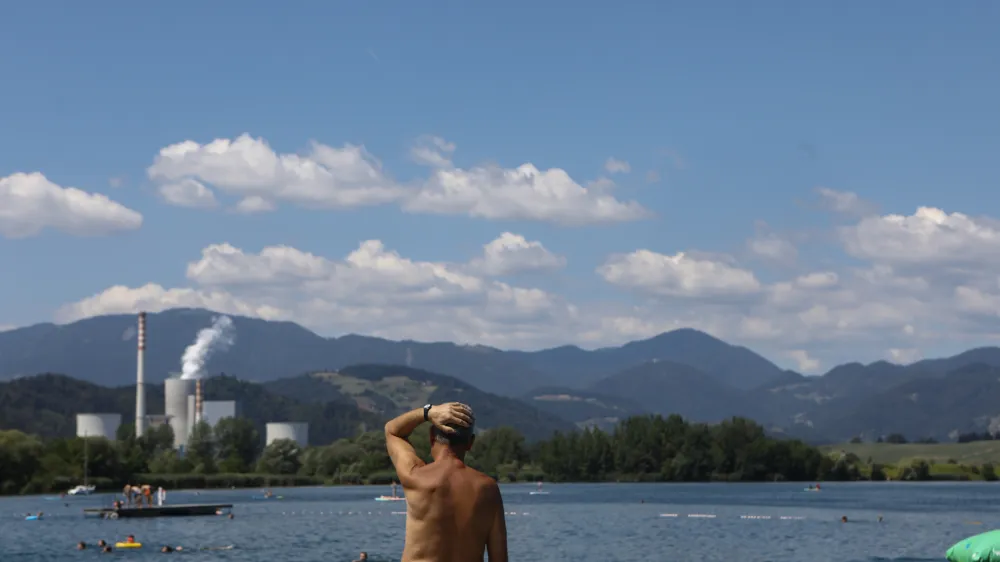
[180,316,235,380]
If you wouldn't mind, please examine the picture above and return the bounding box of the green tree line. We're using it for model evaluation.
[0,414,952,495]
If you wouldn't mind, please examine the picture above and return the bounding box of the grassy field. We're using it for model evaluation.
[821,441,1000,465]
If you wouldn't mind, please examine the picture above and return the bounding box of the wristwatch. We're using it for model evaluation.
[423,404,432,421]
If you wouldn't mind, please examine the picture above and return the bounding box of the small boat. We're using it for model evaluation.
[68,485,96,496]
[68,438,96,496]
[375,482,405,502]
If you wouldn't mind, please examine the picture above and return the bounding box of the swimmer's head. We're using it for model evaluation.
[77,542,87,550]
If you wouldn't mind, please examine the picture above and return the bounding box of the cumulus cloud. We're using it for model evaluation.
[148,134,650,226]
[148,134,406,211]
[0,172,143,238]
[410,135,456,168]
[746,229,798,263]
[786,349,821,374]
[816,187,878,217]
[604,158,631,174]
[405,163,650,225]
[887,348,922,365]
[590,200,1000,371]
[598,250,761,299]
[62,234,580,349]
[468,232,567,276]
[157,179,218,208]
[840,207,1000,270]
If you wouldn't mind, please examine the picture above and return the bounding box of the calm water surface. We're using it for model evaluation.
[1,482,994,561]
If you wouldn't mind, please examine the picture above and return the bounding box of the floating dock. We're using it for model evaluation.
[84,503,232,519]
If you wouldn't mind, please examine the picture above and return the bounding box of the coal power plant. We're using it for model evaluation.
[74,312,310,452]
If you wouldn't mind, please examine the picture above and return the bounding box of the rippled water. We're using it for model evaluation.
[1,482,996,561]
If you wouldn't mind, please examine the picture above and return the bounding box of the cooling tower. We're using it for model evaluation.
[135,312,147,438]
[266,422,309,447]
[187,395,196,434]
[77,413,122,440]
[164,378,193,449]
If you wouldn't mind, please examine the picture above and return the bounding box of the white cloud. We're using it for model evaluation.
[887,348,922,365]
[0,324,15,333]
[149,134,650,226]
[56,283,287,323]
[604,158,631,174]
[157,178,218,208]
[786,349,821,374]
[0,172,143,238]
[410,135,456,168]
[64,235,579,349]
[406,163,650,225]
[747,231,798,263]
[148,134,406,211]
[816,187,878,217]
[840,207,1000,270]
[597,250,761,299]
[468,232,567,276]
[233,196,276,214]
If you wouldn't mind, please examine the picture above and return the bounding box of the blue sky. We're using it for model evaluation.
[2,1,999,373]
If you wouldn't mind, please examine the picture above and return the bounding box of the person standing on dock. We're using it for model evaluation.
[157,487,166,507]
[384,402,508,562]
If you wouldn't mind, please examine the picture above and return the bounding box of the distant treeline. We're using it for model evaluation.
[957,431,999,443]
[1,414,959,495]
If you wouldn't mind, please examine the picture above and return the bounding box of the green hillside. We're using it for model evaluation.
[821,441,1000,465]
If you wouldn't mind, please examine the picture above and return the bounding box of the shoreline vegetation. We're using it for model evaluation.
[2,414,997,496]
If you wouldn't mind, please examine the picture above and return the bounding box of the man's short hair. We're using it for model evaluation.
[433,423,475,446]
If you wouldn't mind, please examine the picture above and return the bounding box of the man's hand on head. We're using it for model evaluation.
[428,402,474,433]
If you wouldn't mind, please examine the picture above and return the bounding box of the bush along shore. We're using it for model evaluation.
[1,414,993,495]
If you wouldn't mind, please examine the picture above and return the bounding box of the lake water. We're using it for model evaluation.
[1,482,994,561]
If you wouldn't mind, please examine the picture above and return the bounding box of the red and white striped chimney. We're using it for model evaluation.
[135,312,147,438]
[195,379,203,424]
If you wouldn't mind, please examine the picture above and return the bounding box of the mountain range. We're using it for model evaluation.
[4,307,1000,443]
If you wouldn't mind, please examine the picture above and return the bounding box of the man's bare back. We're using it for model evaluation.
[385,403,508,562]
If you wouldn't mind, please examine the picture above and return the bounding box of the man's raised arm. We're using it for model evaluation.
[384,408,428,486]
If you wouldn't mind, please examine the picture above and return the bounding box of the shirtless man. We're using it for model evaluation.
[385,402,508,562]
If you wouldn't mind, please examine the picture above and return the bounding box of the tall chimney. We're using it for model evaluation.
[195,379,203,424]
[135,312,147,438]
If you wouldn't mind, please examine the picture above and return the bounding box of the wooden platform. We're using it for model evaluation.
[83,503,232,519]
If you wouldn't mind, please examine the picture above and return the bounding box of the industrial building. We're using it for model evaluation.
[266,422,309,447]
[76,413,121,440]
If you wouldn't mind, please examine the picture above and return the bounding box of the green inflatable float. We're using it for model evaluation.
[947,530,1000,562]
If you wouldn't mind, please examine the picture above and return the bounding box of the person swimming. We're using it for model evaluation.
[352,552,368,562]
[125,534,136,543]
[77,542,87,550]
[102,546,113,553]
[97,540,107,548]
[161,546,174,553]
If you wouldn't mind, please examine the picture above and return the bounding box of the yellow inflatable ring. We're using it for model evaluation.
[115,542,142,549]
